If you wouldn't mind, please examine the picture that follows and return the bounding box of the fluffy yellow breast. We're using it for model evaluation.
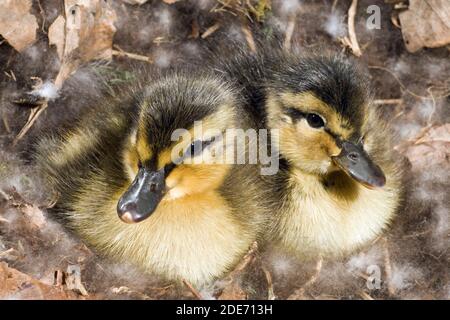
[274,167,401,258]
[69,180,252,285]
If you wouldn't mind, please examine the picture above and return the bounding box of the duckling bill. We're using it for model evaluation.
[331,140,386,189]
[117,163,170,223]
[35,70,269,285]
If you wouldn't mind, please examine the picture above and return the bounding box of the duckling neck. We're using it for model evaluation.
[278,167,397,258]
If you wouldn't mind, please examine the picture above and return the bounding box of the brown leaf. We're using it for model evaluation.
[399,0,450,52]
[0,0,38,52]
[15,0,118,144]
[50,0,117,88]
[21,204,47,230]
[2,188,48,231]
[65,265,89,296]
[48,16,66,60]
[0,262,78,300]
[402,124,450,170]
[66,0,117,62]
[414,124,450,144]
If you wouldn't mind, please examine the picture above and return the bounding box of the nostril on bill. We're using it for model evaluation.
[348,152,359,162]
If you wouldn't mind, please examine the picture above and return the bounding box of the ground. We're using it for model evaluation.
[0,0,449,300]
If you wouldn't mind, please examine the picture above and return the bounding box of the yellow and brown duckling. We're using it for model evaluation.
[215,48,403,258]
[35,70,269,285]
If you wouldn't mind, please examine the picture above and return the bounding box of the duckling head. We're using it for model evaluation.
[265,55,386,189]
[117,73,238,223]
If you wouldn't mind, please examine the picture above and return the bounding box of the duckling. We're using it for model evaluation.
[213,46,403,258]
[35,70,269,285]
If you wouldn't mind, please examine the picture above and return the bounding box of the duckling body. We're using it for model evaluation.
[212,45,403,258]
[274,118,403,257]
[36,70,268,285]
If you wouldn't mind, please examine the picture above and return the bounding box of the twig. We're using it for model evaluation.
[426,87,436,125]
[382,237,396,296]
[3,70,17,81]
[201,22,221,39]
[347,0,362,56]
[235,241,259,272]
[358,290,375,300]
[10,70,17,82]
[283,15,296,51]
[353,271,369,281]
[288,257,323,299]
[332,0,339,12]
[373,99,403,105]
[111,286,153,300]
[152,36,169,45]
[2,109,11,134]
[0,217,10,223]
[188,18,200,39]
[390,13,401,29]
[217,242,259,300]
[262,266,276,300]
[0,189,11,202]
[402,229,432,239]
[0,248,15,257]
[303,257,323,288]
[182,279,203,300]
[369,65,450,100]
[13,101,48,146]
[112,47,153,63]
[241,23,256,53]
[36,0,47,34]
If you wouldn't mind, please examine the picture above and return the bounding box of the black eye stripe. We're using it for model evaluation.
[285,107,306,120]
[189,140,203,157]
[186,138,216,158]
[284,108,326,129]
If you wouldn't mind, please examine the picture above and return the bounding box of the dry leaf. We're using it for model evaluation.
[14,0,118,144]
[2,189,47,230]
[403,124,450,170]
[0,262,77,299]
[399,0,450,52]
[21,204,47,230]
[162,0,180,4]
[217,281,248,300]
[48,0,117,88]
[414,124,450,144]
[65,265,89,296]
[0,0,38,52]
[48,16,66,60]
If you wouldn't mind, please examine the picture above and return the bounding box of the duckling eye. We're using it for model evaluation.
[190,140,203,157]
[186,139,215,158]
[306,113,325,128]
[137,160,143,168]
